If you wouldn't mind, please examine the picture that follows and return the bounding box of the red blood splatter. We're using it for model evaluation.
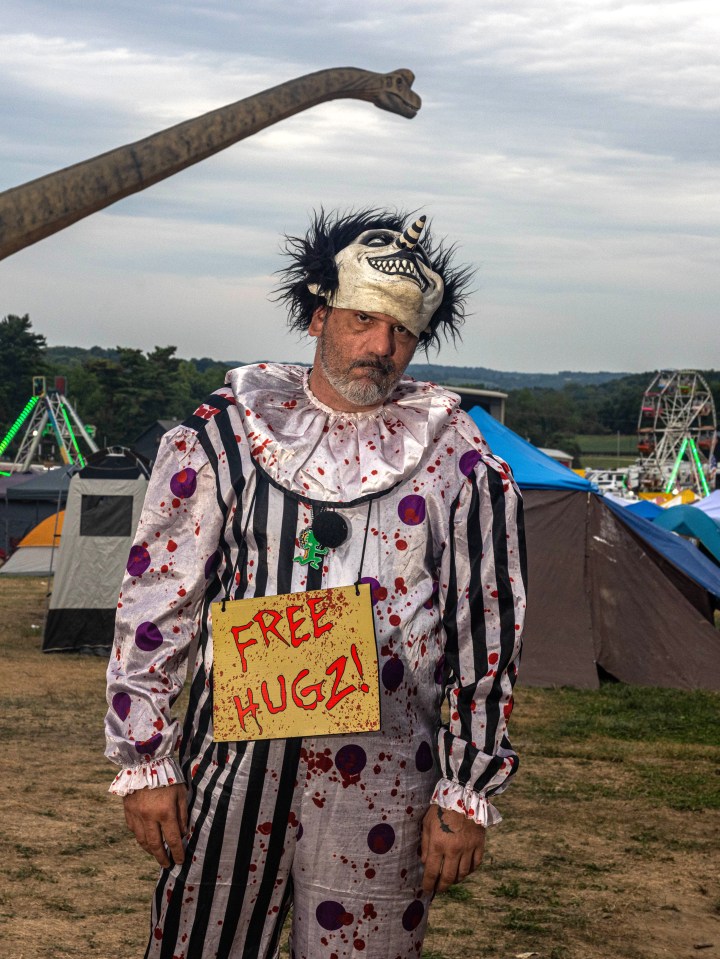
[257,822,273,835]
[167,540,178,552]
[396,540,407,551]
[389,615,401,627]
[177,588,187,597]
[365,868,375,878]
[154,928,163,940]
[172,498,181,508]
[153,718,164,731]
[488,652,499,665]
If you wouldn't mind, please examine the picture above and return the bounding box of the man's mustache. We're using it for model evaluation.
[349,359,395,376]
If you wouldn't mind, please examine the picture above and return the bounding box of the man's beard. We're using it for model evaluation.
[318,335,402,407]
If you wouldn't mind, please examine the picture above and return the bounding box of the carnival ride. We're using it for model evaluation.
[0,377,98,473]
[636,370,716,495]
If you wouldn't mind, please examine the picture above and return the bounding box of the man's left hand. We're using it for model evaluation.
[420,805,486,894]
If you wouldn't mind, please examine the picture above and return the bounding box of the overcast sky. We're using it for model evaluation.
[1,0,718,373]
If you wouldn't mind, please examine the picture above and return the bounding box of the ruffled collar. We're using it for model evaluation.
[224,363,459,502]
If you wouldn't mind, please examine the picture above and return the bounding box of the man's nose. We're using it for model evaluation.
[366,324,395,357]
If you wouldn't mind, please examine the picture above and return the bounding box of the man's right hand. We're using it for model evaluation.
[123,783,188,868]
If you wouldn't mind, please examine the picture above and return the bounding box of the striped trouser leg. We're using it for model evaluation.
[145,737,302,959]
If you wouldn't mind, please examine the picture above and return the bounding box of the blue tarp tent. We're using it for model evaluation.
[625,499,664,520]
[649,504,720,566]
[468,406,593,491]
[468,406,720,690]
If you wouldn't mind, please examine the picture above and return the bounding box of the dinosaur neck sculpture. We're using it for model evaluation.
[0,67,420,261]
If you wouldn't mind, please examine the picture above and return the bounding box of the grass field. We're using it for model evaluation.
[0,577,719,959]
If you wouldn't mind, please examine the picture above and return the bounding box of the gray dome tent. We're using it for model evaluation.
[43,448,150,655]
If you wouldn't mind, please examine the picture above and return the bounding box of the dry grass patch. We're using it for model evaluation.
[0,578,718,959]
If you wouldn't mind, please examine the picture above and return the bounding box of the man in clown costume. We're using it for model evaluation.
[105,209,527,959]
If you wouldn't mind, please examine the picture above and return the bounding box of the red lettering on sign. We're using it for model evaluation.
[307,597,333,637]
[287,605,311,647]
[350,643,370,693]
[325,655,356,710]
[291,669,325,710]
[230,623,256,672]
[260,675,287,714]
[253,609,289,647]
[233,689,262,733]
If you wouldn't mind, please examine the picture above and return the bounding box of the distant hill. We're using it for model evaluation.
[405,364,631,391]
[46,346,630,391]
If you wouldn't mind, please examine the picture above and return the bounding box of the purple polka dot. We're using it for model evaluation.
[170,467,197,499]
[434,655,446,685]
[415,741,434,773]
[423,579,439,610]
[359,576,382,606]
[367,823,395,854]
[205,549,221,579]
[398,494,426,526]
[112,692,131,721]
[134,733,162,756]
[126,545,150,576]
[316,901,351,931]
[334,744,367,777]
[402,899,425,932]
[381,657,404,692]
[459,449,482,476]
[135,621,163,652]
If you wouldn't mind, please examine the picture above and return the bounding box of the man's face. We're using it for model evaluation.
[308,307,419,412]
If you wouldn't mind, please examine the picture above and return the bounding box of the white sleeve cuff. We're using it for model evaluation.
[108,756,184,796]
[431,778,503,826]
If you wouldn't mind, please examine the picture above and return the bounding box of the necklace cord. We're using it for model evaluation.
[354,499,373,596]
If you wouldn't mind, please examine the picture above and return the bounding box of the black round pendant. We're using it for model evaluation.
[312,510,349,549]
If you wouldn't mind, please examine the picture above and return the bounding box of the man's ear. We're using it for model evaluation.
[308,306,329,338]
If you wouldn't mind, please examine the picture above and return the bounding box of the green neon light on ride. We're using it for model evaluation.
[0,395,40,456]
[664,437,688,493]
[687,436,710,497]
[60,404,85,469]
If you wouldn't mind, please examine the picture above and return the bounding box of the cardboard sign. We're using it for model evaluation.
[212,583,380,741]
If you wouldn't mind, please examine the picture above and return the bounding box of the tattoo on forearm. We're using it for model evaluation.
[437,807,457,834]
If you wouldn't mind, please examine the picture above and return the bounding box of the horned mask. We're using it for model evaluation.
[307,216,444,337]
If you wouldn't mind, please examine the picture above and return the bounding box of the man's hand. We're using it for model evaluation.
[421,804,486,894]
[123,783,188,868]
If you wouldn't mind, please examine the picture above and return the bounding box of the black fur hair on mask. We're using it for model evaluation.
[273,208,474,352]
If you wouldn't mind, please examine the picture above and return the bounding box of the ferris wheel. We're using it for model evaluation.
[637,370,716,494]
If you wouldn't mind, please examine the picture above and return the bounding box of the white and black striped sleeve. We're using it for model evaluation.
[104,427,224,796]
[433,453,527,826]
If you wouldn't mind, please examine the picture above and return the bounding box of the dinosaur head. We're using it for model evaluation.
[371,69,421,119]
[307,215,443,336]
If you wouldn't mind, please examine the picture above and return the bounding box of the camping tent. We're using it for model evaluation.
[690,490,720,523]
[469,405,720,690]
[650,504,720,566]
[1,466,72,558]
[43,449,149,655]
[0,510,64,576]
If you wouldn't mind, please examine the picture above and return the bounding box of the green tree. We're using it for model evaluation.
[0,314,48,433]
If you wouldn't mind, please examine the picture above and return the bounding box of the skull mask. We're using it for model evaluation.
[307,216,444,337]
